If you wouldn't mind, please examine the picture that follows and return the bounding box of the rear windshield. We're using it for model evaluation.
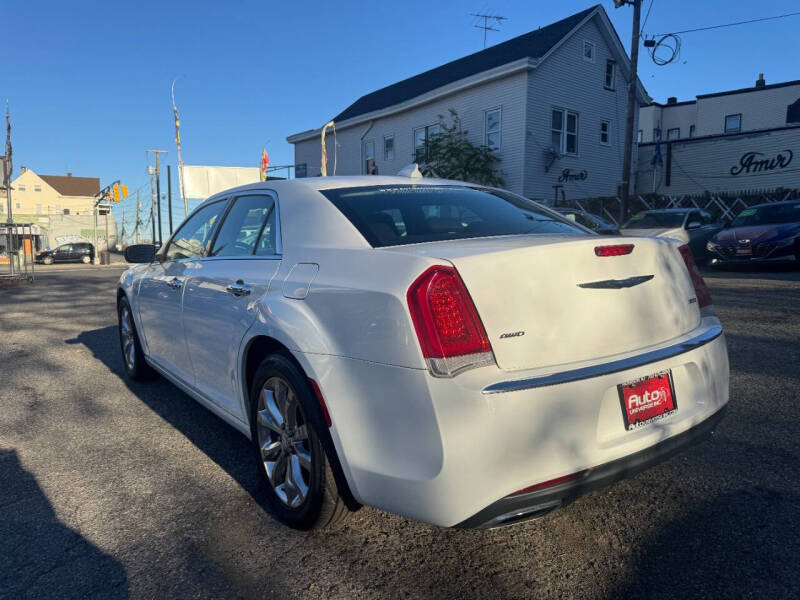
[321,185,586,247]
[730,203,800,227]
[623,212,685,229]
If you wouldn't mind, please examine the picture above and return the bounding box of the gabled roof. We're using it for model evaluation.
[332,5,600,123]
[39,174,100,197]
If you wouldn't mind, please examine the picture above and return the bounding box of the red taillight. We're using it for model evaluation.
[677,245,712,308]
[407,265,493,376]
[595,244,634,256]
[511,470,588,496]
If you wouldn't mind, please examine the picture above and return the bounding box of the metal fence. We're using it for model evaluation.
[560,188,800,226]
[0,223,37,282]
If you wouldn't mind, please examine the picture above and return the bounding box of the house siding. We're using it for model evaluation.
[695,84,800,136]
[524,17,636,201]
[636,127,800,196]
[292,71,529,194]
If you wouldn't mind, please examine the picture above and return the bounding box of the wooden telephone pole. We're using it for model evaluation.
[616,0,642,223]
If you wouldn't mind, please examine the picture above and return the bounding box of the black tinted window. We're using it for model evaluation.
[166,201,226,261]
[731,203,800,227]
[322,185,584,247]
[210,195,276,257]
[623,212,686,229]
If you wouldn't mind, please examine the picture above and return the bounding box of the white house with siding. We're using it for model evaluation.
[287,5,648,203]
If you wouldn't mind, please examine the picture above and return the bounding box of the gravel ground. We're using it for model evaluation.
[1,266,799,599]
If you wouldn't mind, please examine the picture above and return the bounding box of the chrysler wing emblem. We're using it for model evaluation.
[577,274,654,289]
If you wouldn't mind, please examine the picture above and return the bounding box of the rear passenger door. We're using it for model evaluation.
[181,193,282,420]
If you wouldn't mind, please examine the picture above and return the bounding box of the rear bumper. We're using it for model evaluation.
[299,317,729,528]
[456,405,726,528]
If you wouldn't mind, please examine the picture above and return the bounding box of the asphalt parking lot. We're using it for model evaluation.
[1,265,799,599]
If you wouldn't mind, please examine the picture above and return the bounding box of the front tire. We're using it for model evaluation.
[117,297,156,380]
[250,355,349,530]
[43,256,53,265]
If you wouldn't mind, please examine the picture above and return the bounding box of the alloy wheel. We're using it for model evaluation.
[119,304,136,372]
[256,376,312,508]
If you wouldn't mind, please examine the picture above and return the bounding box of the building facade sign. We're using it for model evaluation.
[558,168,588,183]
[730,149,793,176]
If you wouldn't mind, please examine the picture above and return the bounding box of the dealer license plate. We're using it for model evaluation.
[618,371,677,431]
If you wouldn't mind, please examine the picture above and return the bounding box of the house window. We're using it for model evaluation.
[583,41,595,63]
[413,124,440,163]
[724,114,741,134]
[363,140,376,174]
[18,184,25,191]
[689,125,696,137]
[637,129,643,143]
[63,208,70,215]
[604,60,616,89]
[34,184,41,192]
[485,108,501,150]
[667,128,680,140]
[600,120,611,145]
[15,202,20,209]
[383,134,395,161]
[551,108,578,155]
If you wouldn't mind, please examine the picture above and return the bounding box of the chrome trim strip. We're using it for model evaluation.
[482,325,723,395]
[577,274,654,289]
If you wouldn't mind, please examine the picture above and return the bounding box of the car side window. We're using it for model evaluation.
[59,244,71,253]
[210,195,276,257]
[254,203,279,256]
[166,201,226,261]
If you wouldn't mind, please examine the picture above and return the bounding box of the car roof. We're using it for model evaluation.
[639,208,692,214]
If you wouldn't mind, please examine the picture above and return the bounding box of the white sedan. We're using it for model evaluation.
[117,175,729,530]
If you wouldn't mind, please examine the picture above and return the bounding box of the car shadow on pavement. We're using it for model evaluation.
[611,486,800,599]
[0,448,129,599]
[66,326,279,515]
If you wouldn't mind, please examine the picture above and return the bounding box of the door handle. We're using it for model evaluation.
[166,277,183,290]
[226,280,252,297]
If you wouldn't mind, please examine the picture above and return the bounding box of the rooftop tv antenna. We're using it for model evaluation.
[471,12,507,48]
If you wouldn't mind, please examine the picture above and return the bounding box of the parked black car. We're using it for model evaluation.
[706,201,800,265]
[553,207,619,234]
[36,242,95,265]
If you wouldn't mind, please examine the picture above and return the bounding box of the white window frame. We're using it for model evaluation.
[484,107,502,150]
[667,127,680,140]
[724,114,741,134]
[551,108,579,155]
[689,125,696,137]
[34,184,42,192]
[600,120,611,146]
[17,184,25,192]
[637,129,643,143]
[604,60,616,90]
[362,139,376,174]
[383,134,395,162]
[583,41,595,63]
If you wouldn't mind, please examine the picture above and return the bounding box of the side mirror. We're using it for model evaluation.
[686,221,702,230]
[123,244,157,263]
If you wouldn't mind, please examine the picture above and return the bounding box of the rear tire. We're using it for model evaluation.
[249,354,349,530]
[117,297,156,381]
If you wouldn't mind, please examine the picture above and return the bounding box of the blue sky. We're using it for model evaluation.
[5,0,799,233]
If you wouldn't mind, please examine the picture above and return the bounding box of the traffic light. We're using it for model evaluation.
[113,184,120,202]
[121,185,129,198]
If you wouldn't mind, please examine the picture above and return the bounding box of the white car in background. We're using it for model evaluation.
[117,175,729,530]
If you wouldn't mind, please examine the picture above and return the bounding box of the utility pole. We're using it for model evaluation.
[135,189,141,243]
[167,165,173,235]
[148,165,156,244]
[146,149,168,246]
[471,12,506,48]
[616,0,642,223]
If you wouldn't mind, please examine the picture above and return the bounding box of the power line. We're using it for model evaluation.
[640,0,655,34]
[652,10,800,36]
